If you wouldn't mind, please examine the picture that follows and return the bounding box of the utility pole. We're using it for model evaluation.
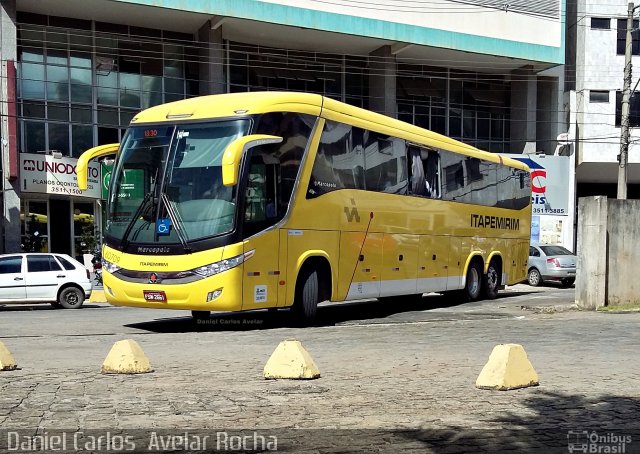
[619,2,635,200]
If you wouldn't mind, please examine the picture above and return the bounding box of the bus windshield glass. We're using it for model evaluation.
[105,120,250,245]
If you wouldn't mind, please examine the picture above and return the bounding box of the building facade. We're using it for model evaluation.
[566,0,640,199]
[0,0,566,258]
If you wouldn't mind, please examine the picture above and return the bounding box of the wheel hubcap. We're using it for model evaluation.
[487,268,498,289]
[66,293,78,306]
[530,271,539,285]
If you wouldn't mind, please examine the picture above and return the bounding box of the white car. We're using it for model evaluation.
[0,253,92,309]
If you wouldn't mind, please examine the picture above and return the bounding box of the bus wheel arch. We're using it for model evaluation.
[482,255,502,300]
[291,255,332,324]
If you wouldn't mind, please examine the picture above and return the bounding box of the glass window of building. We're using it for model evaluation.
[73,202,96,261]
[17,13,196,157]
[397,65,510,153]
[21,200,49,252]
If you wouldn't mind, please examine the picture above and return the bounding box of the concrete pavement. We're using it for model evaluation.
[0,285,639,452]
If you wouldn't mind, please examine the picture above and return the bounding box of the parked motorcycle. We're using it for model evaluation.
[91,252,103,286]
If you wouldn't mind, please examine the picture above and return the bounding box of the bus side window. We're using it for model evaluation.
[307,121,363,198]
[409,146,440,199]
[423,150,441,199]
[408,147,427,196]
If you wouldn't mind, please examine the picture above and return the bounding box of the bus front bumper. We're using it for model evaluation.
[101,268,244,311]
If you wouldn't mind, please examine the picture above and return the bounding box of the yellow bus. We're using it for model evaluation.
[78,92,531,323]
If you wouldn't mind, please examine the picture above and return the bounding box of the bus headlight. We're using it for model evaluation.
[193,250,254,277]
[102,259,121,274]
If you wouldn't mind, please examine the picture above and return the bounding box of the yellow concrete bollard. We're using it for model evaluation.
[101,339,153,374]
[264,339,320,380]
[0,342,17,371]
[476,343,539,390]
[89,289,106,304]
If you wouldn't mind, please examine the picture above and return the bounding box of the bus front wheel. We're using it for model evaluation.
[292,268,319,325]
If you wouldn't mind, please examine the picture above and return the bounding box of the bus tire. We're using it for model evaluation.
[482,259,500,300]
[462,261,482,302]
[191,310,211,320]
[292,268,319,325]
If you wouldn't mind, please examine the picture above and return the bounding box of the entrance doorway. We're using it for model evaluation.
[21,199,97,260]
[49,199,71,254]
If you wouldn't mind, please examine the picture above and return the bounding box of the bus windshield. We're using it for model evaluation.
[105,120,250,246]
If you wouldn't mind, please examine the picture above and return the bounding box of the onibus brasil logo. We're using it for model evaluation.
[567,430,632,453]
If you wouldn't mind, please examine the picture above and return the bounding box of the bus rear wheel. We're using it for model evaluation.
[292,268,319,326]
[461,261,483,302]
[482,259,500,300]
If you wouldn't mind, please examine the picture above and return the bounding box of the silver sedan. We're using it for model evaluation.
[527,244,577,287]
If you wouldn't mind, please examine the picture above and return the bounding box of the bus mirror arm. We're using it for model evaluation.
[222,135,283,186]
[77,143,120,190]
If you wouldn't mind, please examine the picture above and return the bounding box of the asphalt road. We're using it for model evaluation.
[2,283,639,453]
[0,283,574,341]
[0,282,581,374]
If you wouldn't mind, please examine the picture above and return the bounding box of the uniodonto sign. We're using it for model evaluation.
[20,153,101,199]
[502,154,570,216]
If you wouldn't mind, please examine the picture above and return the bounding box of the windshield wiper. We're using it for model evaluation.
[160,193,192,253]
[119,191,155,250]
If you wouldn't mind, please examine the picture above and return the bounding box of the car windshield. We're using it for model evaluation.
[105,120,250,245]
[540,245,572,256]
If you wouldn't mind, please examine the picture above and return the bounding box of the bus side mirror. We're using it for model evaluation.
[222,135,283,186]
[77,143,120,190]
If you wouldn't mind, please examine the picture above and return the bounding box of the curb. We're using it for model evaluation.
[520,303,578,314]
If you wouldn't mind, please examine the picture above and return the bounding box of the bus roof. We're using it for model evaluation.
[130,91,529,172]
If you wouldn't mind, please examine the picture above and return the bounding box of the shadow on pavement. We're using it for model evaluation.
[527,282,575,290]
[402,391,640,452]
[0,304,106,312]
[125,290,535,334]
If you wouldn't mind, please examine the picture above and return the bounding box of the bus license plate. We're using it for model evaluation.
[143,290,167,302]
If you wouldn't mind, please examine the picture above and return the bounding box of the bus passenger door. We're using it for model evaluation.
[418,235,450,293]
[242,231,280,310]
[241,155,281,310]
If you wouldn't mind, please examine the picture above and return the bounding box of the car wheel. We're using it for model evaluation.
[527,268,542,287]
[561,277,575,288]
[191,311,211,320]
[482,259,500,300]
[58,287,85,309]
